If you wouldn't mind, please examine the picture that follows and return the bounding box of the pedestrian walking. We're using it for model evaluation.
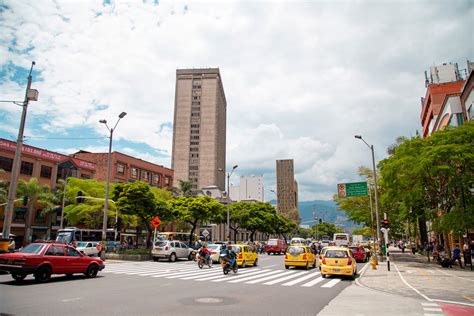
[453,245,463,268]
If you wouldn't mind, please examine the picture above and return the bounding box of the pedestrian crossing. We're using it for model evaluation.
[102,261,344,289]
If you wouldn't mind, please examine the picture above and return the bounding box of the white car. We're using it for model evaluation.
[152,240,194,262]
[206,244,223,263]
[76,241,100,257]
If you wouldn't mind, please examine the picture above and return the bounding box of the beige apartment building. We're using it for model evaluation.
[276,159,299,222]
[172,68,226,191]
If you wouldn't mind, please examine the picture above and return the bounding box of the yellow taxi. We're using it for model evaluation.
[320,247,357,279]
[318,246,337,269]
[284,245,316,269]
[232,244,258,268]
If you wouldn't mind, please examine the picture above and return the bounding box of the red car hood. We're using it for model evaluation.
[0,252,40,259]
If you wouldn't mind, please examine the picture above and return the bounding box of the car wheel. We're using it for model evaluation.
[285,265,289,269]
[34,266,52,283]
[253,259,258,266]
[241,260,246,268]
[85,264,99,278]
[11,273,26,281]
[169,253,177,262]
[188,253,194,261]
[153,257,159,262]
[321,274,326,278]
[305,262,309,270]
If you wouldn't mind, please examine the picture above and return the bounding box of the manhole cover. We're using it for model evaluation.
[195,297,223,304]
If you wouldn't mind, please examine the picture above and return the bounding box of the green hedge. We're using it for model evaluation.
[117,248,151,255]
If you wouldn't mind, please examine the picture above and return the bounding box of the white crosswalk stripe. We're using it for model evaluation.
[102,262,347,289]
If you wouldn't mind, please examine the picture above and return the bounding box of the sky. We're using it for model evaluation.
[0,0,472,201]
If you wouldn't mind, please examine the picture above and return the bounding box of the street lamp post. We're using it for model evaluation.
[355,135,382,260]
[1,62,38,251]
[226,165,238,241]
[99,112,127,253]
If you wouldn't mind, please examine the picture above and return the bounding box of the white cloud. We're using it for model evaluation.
[1,0,472,200]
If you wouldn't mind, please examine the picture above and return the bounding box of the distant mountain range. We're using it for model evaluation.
[269,199,360,232]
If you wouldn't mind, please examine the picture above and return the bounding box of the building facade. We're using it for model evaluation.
[229,176,264,202]
[276,159,299,222]
[0,138,96,245]
[171,68,226,192]
[72,151,173,189]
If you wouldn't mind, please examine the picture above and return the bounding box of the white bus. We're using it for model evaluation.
[333,233,351,247]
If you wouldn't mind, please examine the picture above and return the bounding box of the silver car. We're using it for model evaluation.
[152,240,194,262]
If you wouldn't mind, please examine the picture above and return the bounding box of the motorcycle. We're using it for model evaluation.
[196,252,212,269]
[220,254,238,275]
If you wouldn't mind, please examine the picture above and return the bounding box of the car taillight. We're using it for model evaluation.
[347,258,352,265]
[322,259,326,265]
[285,254,288,259]
[238,253,242,259]
[165,246,169,251]
[302,254,307,260]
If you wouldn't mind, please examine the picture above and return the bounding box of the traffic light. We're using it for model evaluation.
[76,191,84,203]
[382,219,390,229]
[319,218,323,224]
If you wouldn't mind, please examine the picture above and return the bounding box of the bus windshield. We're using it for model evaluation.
[56,231,73,243]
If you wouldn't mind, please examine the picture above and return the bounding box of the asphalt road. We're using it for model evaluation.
[0,253,366,316]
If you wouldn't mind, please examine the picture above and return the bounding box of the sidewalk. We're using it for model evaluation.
[318,247,474,316]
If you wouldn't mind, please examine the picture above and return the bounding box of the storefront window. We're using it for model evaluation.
[13,207,27,222]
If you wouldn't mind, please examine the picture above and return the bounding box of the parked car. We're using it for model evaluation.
[285,245,316,269]
[231,244,258,268]
[0,242,105,282]
[266,238,287,255]
[76,241,100,257]
[349,246,367,262]
[320,247,357,280]
[152,240,194,262]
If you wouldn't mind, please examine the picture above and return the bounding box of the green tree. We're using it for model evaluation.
[311,222,344,239]
[17,178,54,245]
[173,180,201,197]
[271,213,297,242]
[237,202,278,241]
[170,196,225,245]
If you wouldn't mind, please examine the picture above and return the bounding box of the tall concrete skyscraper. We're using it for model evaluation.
[276,159,299,222]
[172,68,226,191]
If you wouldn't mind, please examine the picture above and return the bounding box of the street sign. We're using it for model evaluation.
[151,216,161,229]
[337,182,368,198]
[202,229,209,238]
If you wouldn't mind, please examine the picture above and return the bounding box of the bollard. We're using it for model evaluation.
[371,256,377,269]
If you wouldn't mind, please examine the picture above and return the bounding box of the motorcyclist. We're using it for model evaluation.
[198,243,211,265]
[220,244,237,269]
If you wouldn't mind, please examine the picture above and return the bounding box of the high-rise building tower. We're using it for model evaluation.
[172,68,226,191]
[276,159,299,222]
[229,176,264,202]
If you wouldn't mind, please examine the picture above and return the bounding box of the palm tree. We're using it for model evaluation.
[17,178,54,245]
[173,180,202,197]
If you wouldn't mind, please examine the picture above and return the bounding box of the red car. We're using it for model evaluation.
[266,239,288,255]
[0,242,105,282]
[349,246,367,263]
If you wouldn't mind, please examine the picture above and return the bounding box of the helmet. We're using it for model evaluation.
[226,245,232,250]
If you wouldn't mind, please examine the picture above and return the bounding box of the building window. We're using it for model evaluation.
[190,141,199,146]
[190,153,199,158]
[35,209,46,223]
[190,136,200,140]
[152,174,160,185]
[190,147,199,152]
[0,156,13,172]
[142,171,150,182]
[20,161,33,176]
[192,101,200,106]
[40,165,52,179]
[13,207,27,222]
[191,124,200,128]
[193,96,200,101]
[164,177,170,185]
[190,130,200,134]
[191,112,200,117]
[81,174,91,179]
[131,168,138,179]
[117,163,125,176]
[456,113,464,125]
[189,166,199,170]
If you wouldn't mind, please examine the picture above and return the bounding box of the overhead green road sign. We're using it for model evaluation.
[337,182,368,198]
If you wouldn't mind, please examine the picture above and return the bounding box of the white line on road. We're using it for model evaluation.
[165,268,219,279]
[436,269,474,282]
[263,264,277,268]
[193,269,254,281]
[282,271,320,286]
[263,271,308,285]
[431,299,474,307]
[423,308,442,312]
[393,262,432,302]
[421,303,438,306]
[245,271,295,284]
[212,269,269,282]
[61,297,81,302]
[228,270,282,283]
[321,279,341,288]
[301,276,324,287]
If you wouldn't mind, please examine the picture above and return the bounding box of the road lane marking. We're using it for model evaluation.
[282,271,320,286]
[321,279,341,288]
[421,303,438,306]
[212,269,269,282]
[166,268,220,279]
[423,308,442,312]
[394,262,432,301]
[194,269,254,281]
[263,271,308,285]
[61,297,81,302]
[436,269,474,282]
[431,299,474,307]
[245,271,295,284]
[228,270,282,283]
[263,264,277,268]
[301,276,324,287]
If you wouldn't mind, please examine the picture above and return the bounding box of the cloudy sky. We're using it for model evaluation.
[0,0,472,201]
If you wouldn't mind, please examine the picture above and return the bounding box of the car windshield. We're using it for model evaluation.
[326,250,349,258]
[18,244,45,254]
[155,241,168,247]
[335,235,348,240]
[207,245,220,250]
[268,240,278,246]
[288,246,305,255]
[76,242,88,247]
[56,231,73,243]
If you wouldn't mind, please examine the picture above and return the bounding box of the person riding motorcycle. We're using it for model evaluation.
[220,244,237,269]
[198,243,212,265]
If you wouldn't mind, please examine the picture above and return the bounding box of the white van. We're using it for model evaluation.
[290,237,306,245]
[333,233,351,247]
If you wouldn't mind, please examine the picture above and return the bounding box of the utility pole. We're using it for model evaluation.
[1,62,37,250]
